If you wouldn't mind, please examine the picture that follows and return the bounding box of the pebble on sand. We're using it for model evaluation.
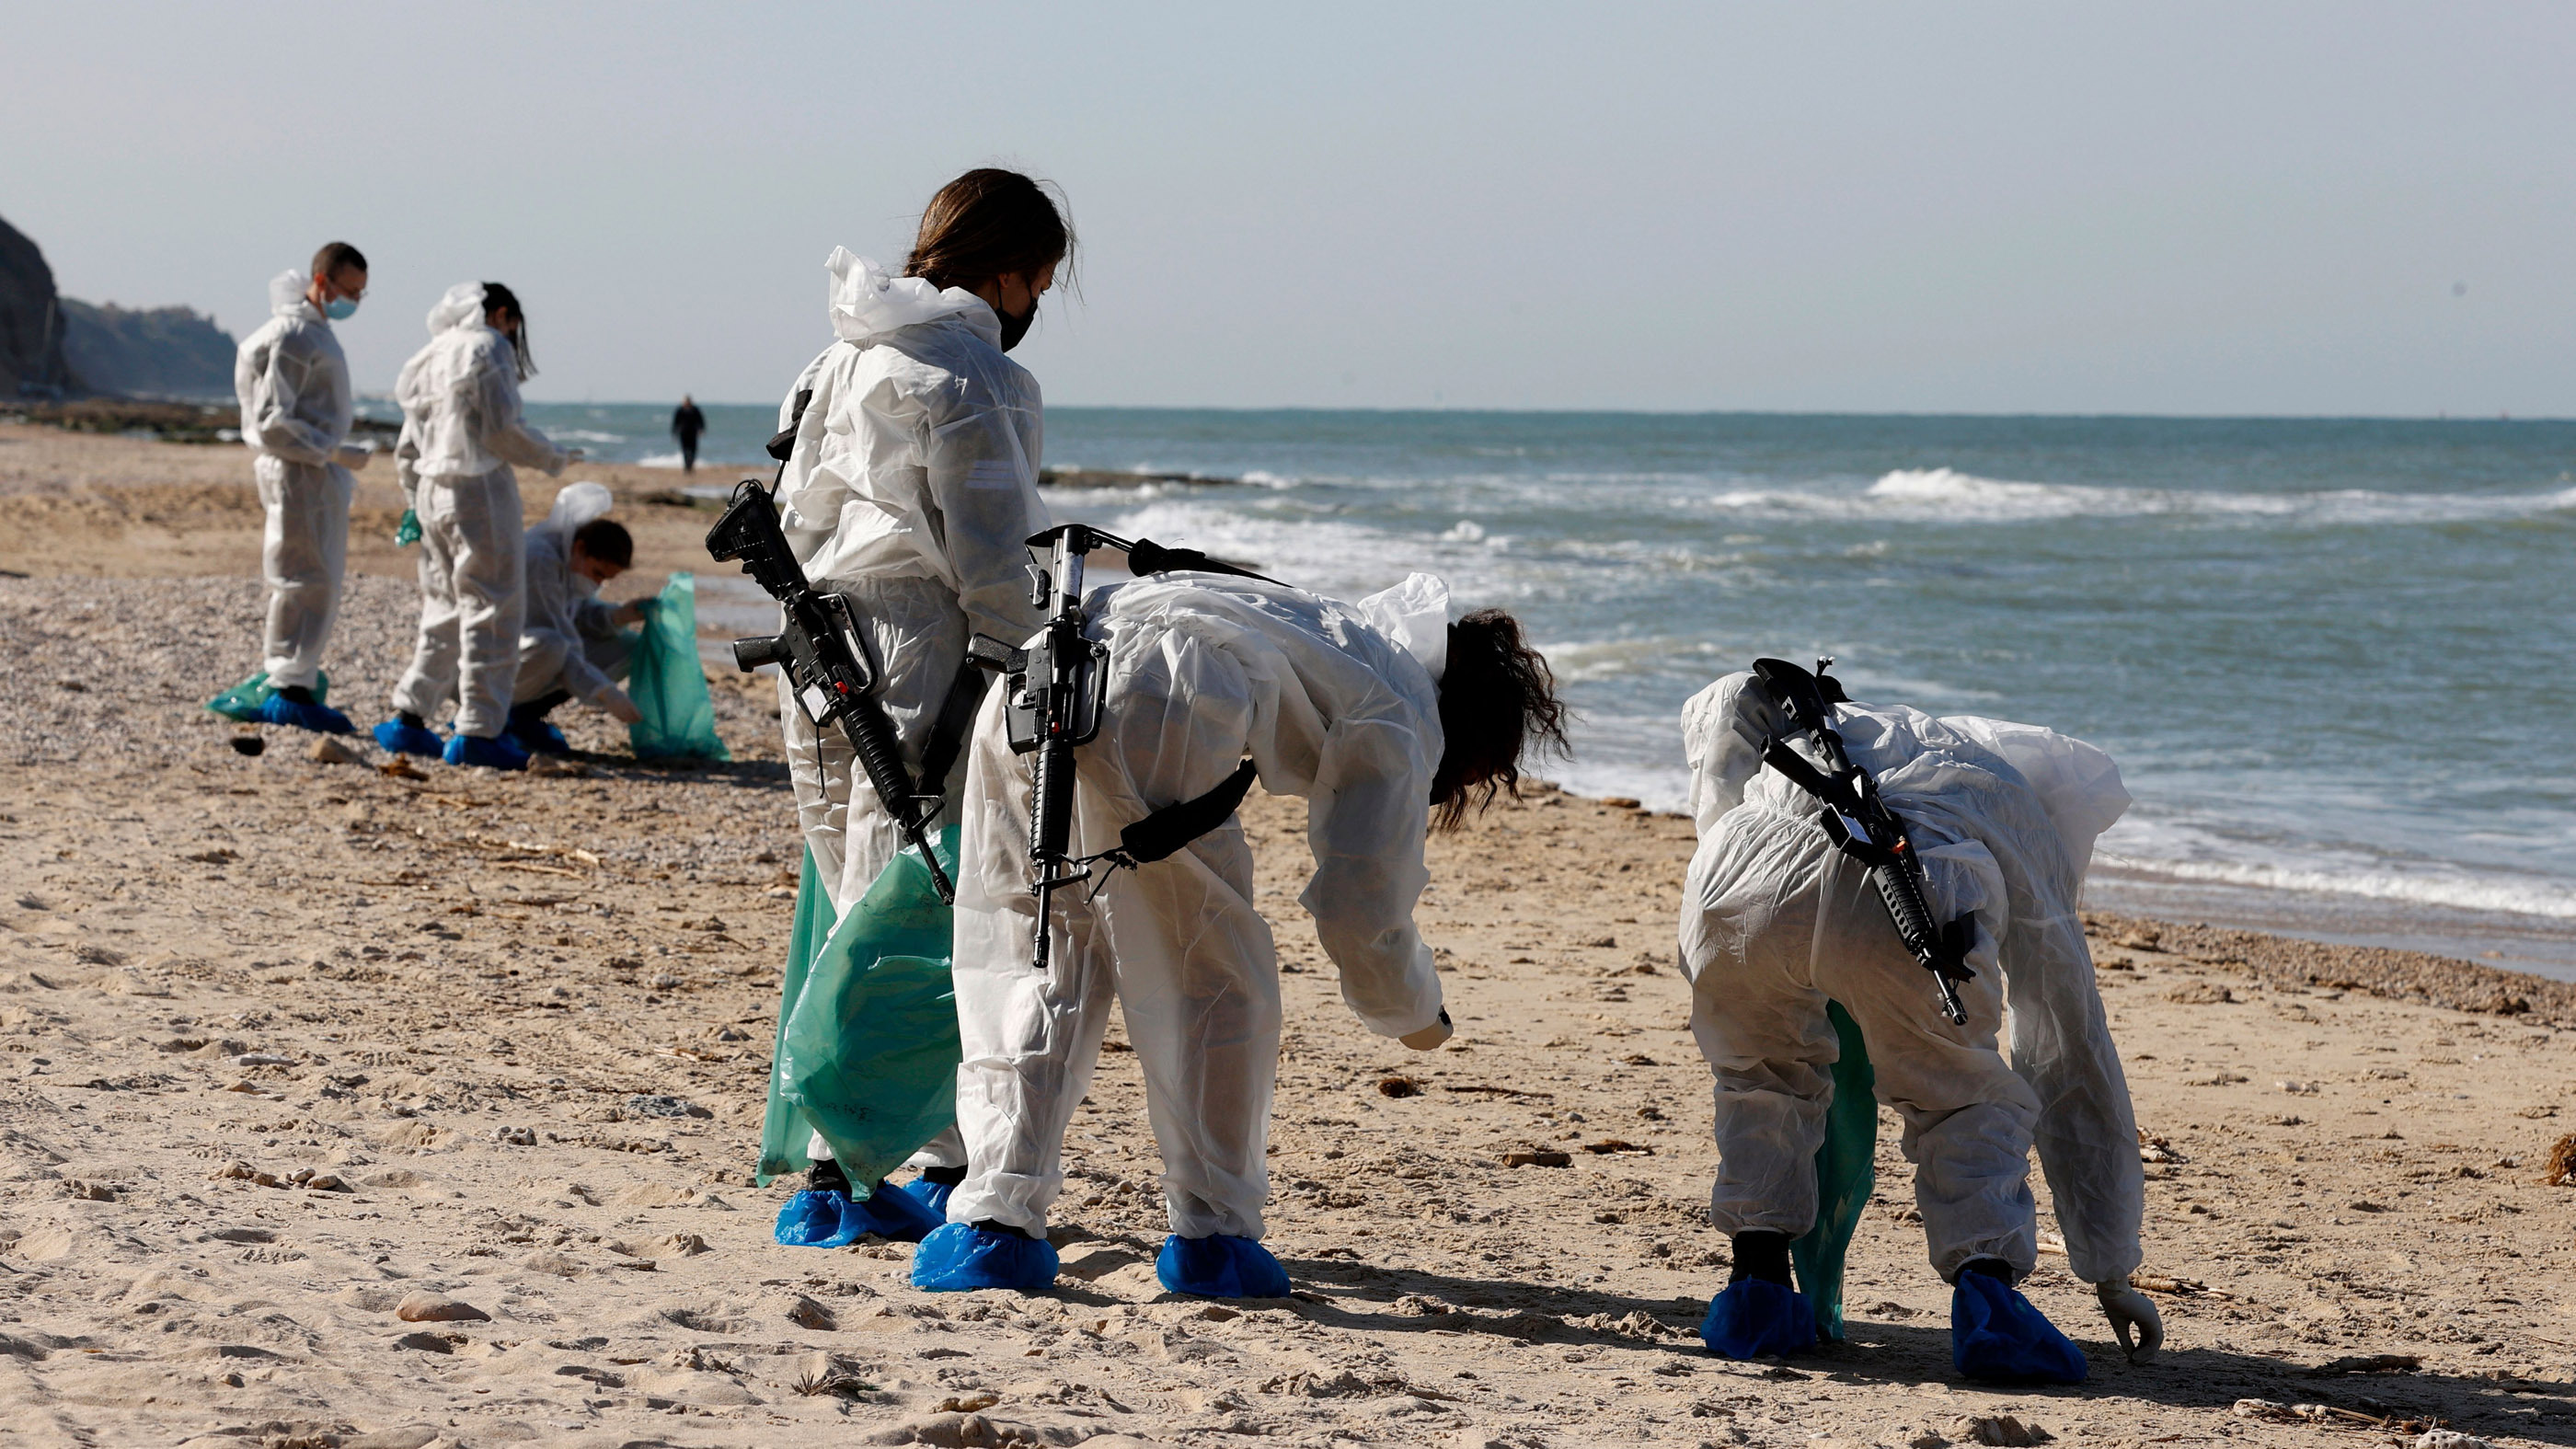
[394,1292,490,1323]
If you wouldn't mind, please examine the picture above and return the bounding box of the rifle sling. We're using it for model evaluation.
[1117,758,1260,866]
[914,661,992,803]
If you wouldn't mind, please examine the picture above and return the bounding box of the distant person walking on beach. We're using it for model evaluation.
[761,169,1067,1236]
[671,395,707,473]
[374,282,581,771]
[229,241,373,735]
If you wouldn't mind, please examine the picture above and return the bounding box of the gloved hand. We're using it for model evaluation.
[615,597,655,627]
[336,442,374,469]
[598,685,643,726]
[2097,1276,2163,1361]
[1398,1009,1454,1051]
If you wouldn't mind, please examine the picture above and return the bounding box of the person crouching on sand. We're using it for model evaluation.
[504,481,647,755]
[1676,666,2161,1382]
[374,282,581,771]
[914,572,1569,1299]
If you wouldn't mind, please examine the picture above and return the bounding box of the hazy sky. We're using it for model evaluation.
[7,3,2570,414]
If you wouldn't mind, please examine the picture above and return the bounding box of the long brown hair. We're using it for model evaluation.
[903,168,1075,293]
[1430,608,1570,831]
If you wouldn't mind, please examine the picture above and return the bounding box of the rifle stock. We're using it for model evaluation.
[706,479,955,903]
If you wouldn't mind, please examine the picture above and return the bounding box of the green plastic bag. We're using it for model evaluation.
[395,508,421,547]
[773,828,962,1195]
[1790,999,1878,1342]
[206,669,332,722]
[626,570,729,762]
[758,846,843,1186]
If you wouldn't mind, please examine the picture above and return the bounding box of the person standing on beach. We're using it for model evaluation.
[1676,668,2160,1381]
[761,170,1067,1238]
[230,241,373,734]
[671,394,707,473]
[374,282,581,771]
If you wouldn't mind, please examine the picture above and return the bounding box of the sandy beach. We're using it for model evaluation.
[6,422,2576,1448]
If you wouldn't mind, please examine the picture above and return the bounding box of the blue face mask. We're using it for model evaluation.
[323,296,359,320]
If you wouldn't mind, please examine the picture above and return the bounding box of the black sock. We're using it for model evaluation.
[972,1218,1033,1240]
[399,711,429,731]
[1729,1230,1794,1287]
[513,690,571,724]
[277,684,317,706]
[1957,1256,2015,1285]
[805,1156,850,1196]
[921,1165,967,1186]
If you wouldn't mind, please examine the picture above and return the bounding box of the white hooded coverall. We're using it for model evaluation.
[771,249,1052,1172]
[390,282,570,737]
[234,270,369,691]
[513,482,631,706]
[946,572,1455,1241]
[1679,673,2144,1287]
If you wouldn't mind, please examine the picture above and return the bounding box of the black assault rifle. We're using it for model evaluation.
[1751,657,1976,1025]
[966,524,1273,974]
[706,470,958,905]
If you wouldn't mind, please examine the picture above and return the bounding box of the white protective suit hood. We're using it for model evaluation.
[1356,573,1451,682]
[425,282,489,336]
[543,480,615,537]
[269,270,321,322]
[824,248,994,346]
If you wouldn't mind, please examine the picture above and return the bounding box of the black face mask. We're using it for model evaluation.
[996,299,1036,352]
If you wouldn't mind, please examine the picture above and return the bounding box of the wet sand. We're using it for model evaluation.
[4,424,2574,1447]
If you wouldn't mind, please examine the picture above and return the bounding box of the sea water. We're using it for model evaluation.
[517,402,2576,975]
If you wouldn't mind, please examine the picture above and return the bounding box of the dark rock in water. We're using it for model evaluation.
[60,299,237,400]
[1039,466,1237,489]
[0,213,75,400]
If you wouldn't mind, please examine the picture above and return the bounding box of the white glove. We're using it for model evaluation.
[1398,1010,1454,1052]
[597,685,643,726]
[2097,1277,2163,1361]
[336,442,374,469]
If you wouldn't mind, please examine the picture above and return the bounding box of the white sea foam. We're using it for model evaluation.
[635,452,684,469]
[552,429,627,444]
[1700,466,2576,526]
[2095,816,2576,921]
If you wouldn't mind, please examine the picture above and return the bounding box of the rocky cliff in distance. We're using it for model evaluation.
[1,213,74,399]
[61,299,237,400]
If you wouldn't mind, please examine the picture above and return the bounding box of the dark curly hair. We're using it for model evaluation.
[1429,608,1570,831]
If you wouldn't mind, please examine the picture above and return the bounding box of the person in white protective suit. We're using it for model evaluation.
[912,572,1572,1298]
[230,241,374,734]
[374,282,581,771]
[1677,668,2162,1382]
[505,480,647,755]
[765,170,1067,1238]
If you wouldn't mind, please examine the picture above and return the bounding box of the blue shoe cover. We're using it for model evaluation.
[911,1222,1059,1293]
[256,694,356,735]
[444,731,529,771]
[1700,1278,1818,1359]
[1156,1234,1291,1298]
[373,719,445,758]
[775,1181,944,1247]
[775,1190,868,1248]
[510,716,571,755]
[1952,1271,2087,1384]
[898,1174,959,1219]
[850,1179,944,1242]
